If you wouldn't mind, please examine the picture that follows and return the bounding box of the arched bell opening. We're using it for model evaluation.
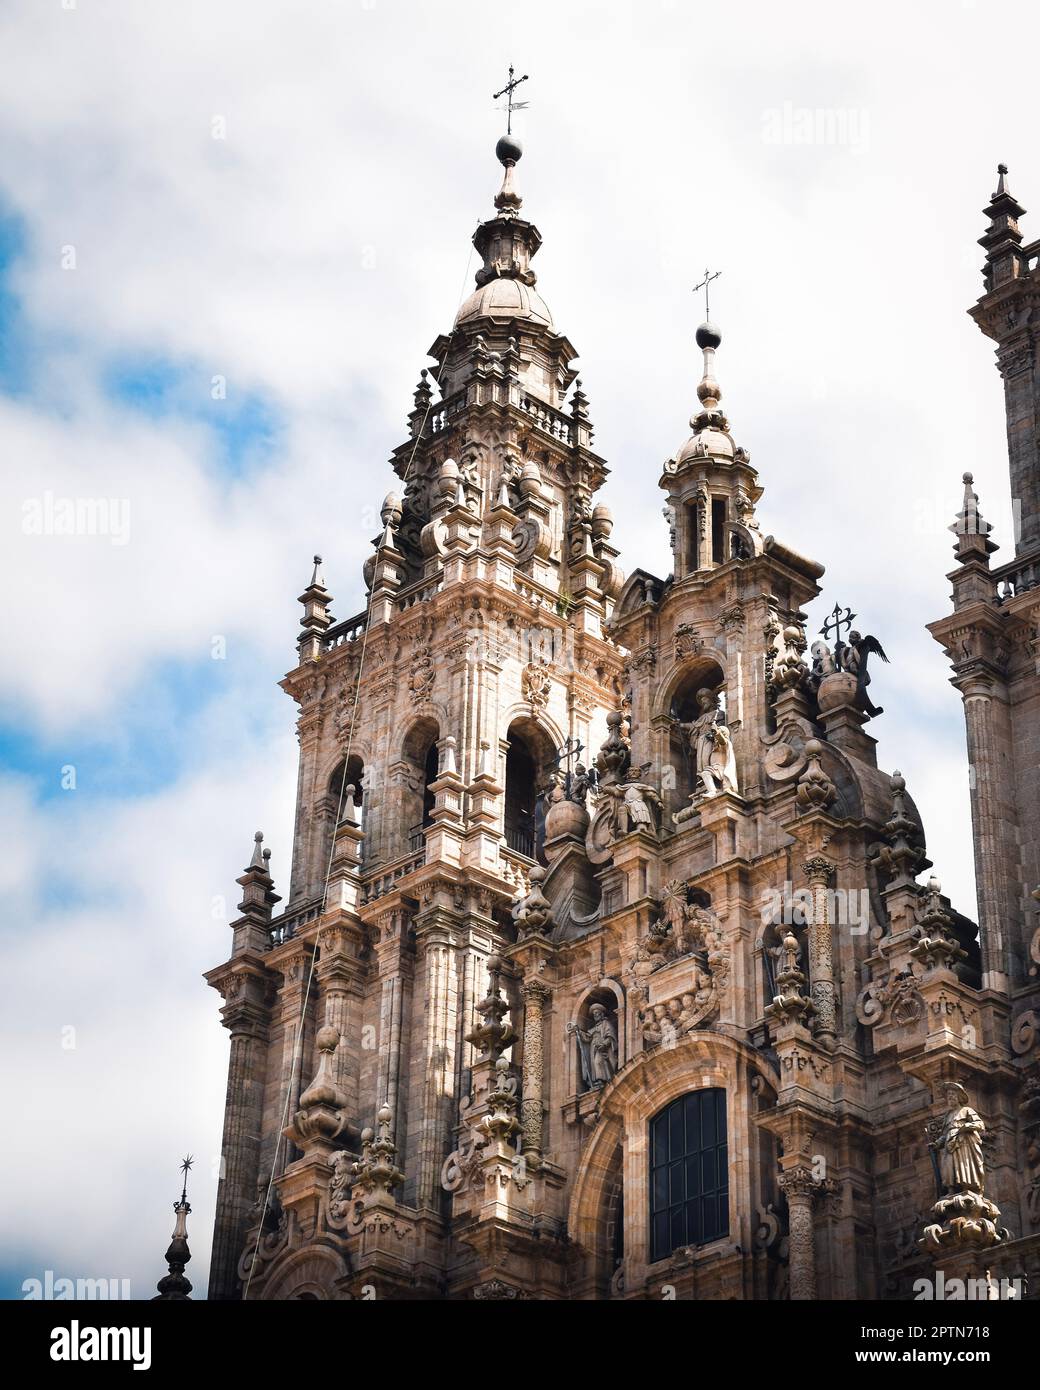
[328,754,365,822]
[399,716,441,857]
[504,717,556,864]
[322,754,366,872]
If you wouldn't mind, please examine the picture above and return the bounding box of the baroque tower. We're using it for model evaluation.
[205,139,1040,1301]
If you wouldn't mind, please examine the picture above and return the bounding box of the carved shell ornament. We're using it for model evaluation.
[511,516,541,564]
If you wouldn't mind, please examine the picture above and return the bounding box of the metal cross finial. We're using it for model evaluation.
[693,268,721,320]
[821,602,856,645]
[493,64,529,135]
[554,735,584,795]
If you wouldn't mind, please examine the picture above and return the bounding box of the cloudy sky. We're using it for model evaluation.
[1,0,1033,1298]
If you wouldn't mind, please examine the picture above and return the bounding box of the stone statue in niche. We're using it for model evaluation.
[680,687,739,797]
[568,1001,619,1091]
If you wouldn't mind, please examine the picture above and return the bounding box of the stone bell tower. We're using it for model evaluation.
[203,133,1040,1301]
[205,127,626,1300]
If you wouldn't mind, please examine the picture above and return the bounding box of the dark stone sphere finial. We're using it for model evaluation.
[496,133,523,166]
[696,321,722,350]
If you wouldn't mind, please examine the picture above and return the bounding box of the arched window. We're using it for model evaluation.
[421,740,439,831]
[649,1089,728,1262]
[322,755,365,877]
[504,718,555,863]
[399,718,440,856]
[328,755,365,821]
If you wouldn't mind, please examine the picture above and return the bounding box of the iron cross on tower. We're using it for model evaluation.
[821,602,856,645]
[693,268,722,320]
[554,736,584,795]
[493,64,529,135]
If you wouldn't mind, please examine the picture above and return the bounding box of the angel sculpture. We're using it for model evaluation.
[809,639,837,686]
[835,630,889,718]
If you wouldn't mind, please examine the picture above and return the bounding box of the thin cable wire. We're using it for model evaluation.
[244,222,479,1298]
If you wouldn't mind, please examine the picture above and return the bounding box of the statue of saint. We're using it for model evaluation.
[681,687,739,797]
[569,1002,619,1090]
[934,1082,987,1194]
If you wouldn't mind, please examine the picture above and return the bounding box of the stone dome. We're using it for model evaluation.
[454,277,553,329]
[675,427,734,465]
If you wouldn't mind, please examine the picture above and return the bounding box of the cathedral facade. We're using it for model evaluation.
[204,144,1040,1301]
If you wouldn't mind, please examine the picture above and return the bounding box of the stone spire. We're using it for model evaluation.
[968,164,1040,554]
[153,1157,194,1300]
[298,555,333,662]
[229,831,280,955]
[978,163,1027,292]
[950,471,997,563]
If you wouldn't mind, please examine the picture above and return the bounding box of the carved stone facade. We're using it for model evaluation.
[204,150,1040,1300]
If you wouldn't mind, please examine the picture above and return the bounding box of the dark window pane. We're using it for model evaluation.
[685,1153,699,1199]
[669,1159,684,1206]
[669,1103,684,1154]
[701,1096,717,1147]
[653,1166,669,1207]
[652,1211,669,1263]
[687,1196,702,1247]
[670,1205,685,1251]
[651,1113,667,1164]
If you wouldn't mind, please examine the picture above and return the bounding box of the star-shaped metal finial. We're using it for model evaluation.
[179,1154,194,1204]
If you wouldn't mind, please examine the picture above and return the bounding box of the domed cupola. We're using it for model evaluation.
[453,132,553,331]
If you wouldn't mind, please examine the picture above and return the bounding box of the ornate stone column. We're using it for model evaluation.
[804,852,838,1050]
[779,1166,821,1300]
[520,978,551,1163]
